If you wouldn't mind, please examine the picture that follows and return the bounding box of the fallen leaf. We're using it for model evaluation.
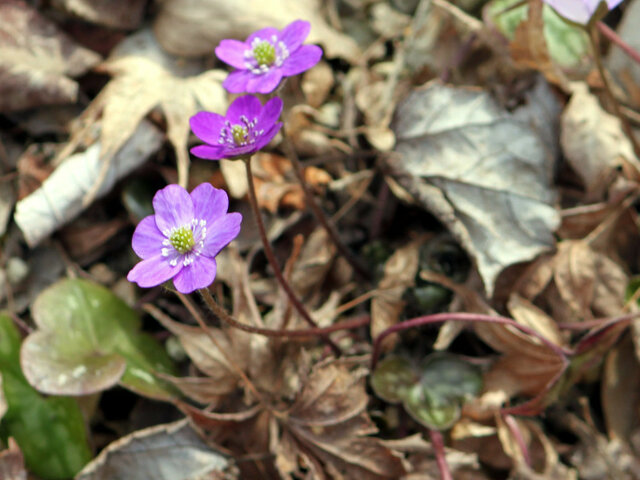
[51,0,147,29]
[277,361,406,479]
[0,438,26,480]
[81,28,227,186]
[153,0,361,62]
[389,80,560,295]
[76,419,238,480]
[0,0,100,112]
[14,120,162,247]
[561,83,637,198]
[21,278,176,398]
[371,239,422,352]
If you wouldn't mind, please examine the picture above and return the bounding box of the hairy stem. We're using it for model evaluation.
[199,288,369,338]
[428,429,452,480]
[280,126,372,280]
[371,312,572,370]
[243,157,341,355]
[589,24,640,156]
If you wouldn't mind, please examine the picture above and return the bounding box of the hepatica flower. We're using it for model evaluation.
[189,95,283,160]
[127,184,241,294]
[215,19,323,93]
[544,0,623,24]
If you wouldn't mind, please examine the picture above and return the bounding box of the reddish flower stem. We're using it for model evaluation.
[199,288,369,338]
[502,413,531,466]
[370,312,571,370]
[428,429,452,480]
[243,157,342,355]
[597,21,640,66]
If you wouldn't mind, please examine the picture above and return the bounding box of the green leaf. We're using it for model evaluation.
[403,354,482,430]
[0,313,92,479]
[486,0,590,70]
[21,278,176,399]
[371,356,418,403]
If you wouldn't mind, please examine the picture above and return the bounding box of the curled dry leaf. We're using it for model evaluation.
[0,0,100,112]
[82,28,227,186]
[389,80,560,295]
[76,419,237,480]
[276,361,405,480]
[561,83,638,198]
[153,0,360,62]
[51,0,147,29]
[371,238,422,352]
[14,121,162,247]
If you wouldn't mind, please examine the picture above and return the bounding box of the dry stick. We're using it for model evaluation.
[588,24,640,157]
[280,127,372,280]
[243,158,342,355]
[199,288,369,338]
[428,429,452,480]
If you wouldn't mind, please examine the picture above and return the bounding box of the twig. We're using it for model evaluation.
[281,127,372,280]
[597,21,640,66]
[243,157,342,355]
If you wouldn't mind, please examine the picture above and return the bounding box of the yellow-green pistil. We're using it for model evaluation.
[231,125,248,145]
[253,41,276,66]
[169,227,195,254]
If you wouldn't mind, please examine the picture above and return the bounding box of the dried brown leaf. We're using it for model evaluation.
[0,0,100,112]
[0,438,26,480]
[553,241,597,320]
[371,239,422,352]
[561,83,638,198]
[52,0,147,29]
[277,361,405,479]
[153,0,360,62]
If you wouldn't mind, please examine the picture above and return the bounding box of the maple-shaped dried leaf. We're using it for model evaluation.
[0,0,100,112]
[276,361,405,479]
[153,0,360,62]
[76,419,238,480]
[82,28,227,185]
[389,80,560,295]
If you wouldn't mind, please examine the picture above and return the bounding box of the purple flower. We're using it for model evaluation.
[215,19,323,94]
[127,183,241,294]
[543,0,623,24]
[189,95,283,161]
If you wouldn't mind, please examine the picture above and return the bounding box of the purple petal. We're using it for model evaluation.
[131,215,165,259]
[247,27,279,45]
[172,256,217,293]
[190,111,225,145]
[254,122,282,151]
[246,69,283,94]
[281,45,323,76]
[127,255,182,288]
[153,185,194,233]
[279,20,311,51]
[201,213,242,258]
[544,0,591,22]
[223,70,253,93]
[257,97,283,130]
[215,39,250,69]
[226,95,262,125]
[190,144,226,160]
[222,144,257,158]
[190,183,229,225]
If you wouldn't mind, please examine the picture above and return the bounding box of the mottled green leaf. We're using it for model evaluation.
[21,278,175,398]
[371,356,417,403]
[0,313,91,479]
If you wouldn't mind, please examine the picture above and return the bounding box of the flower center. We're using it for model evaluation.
[252,41,276,66]
[169,226,195,254]
[231,125,249,146]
